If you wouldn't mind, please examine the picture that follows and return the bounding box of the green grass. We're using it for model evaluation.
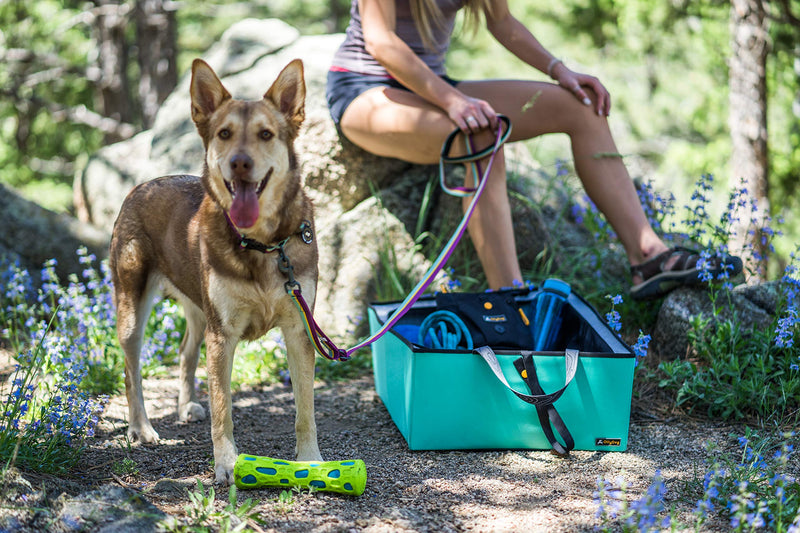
[160,480,261,533]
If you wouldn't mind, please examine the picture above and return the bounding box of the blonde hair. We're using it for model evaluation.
[410,0,491,51]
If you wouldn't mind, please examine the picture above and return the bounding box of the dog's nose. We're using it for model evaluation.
[230,153,253,178]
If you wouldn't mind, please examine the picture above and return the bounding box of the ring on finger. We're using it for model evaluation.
[466,116,477,124]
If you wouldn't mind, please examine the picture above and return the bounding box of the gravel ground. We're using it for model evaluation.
[52,369,755,532]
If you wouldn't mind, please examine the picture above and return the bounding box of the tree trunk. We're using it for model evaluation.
[329,0,349,32]
[729,0,770,280]
[92,0,135,143]
[134,0,178,129]
[795,44,800,123]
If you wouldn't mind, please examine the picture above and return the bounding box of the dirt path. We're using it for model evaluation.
[59,371,746,532]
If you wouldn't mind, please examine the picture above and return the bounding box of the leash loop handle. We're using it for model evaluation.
[439,115,511,164]
[439,115,511,197]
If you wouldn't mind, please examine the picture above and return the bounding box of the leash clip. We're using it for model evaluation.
[284,280,301,293]
[277,245,301,293]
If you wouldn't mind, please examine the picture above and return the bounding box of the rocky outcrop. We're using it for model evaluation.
[74,19,415,228]
[0,183,109,282]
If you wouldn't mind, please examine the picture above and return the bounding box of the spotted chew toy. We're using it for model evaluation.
[234,454,367,496]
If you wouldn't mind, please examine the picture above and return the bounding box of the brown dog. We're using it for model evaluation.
[109,59,322,484]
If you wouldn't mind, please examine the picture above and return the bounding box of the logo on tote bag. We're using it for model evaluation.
[595,438,622,447]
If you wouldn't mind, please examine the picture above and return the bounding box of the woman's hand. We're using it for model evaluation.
[551,62,611,117]
[446,94,499,134]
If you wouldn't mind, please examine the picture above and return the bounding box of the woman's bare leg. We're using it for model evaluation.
[457,79,670,273]
[340,87,523,288]
[459,142,521,288]
[340,79,674,287]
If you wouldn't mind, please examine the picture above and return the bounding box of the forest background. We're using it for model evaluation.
[1,0,799,270]
[2,5,800,529]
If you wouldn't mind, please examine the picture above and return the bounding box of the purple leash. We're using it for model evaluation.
[288,116,513,361]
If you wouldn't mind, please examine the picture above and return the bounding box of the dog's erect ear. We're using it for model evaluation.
[190,59,231,125]
[264,59,306,132]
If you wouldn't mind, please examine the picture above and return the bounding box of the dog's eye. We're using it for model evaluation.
[218,128,231,140]
[259,129,273,141]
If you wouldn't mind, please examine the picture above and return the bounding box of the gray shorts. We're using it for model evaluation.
[326,69,459,125]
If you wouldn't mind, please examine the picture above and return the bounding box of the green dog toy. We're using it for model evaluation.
[234,454,367,496]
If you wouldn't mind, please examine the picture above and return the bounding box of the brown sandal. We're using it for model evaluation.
[630,246,742,300]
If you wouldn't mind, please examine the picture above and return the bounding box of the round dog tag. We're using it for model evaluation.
[300,221,314,244]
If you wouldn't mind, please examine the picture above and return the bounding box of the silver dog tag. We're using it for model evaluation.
[300,221,314,244]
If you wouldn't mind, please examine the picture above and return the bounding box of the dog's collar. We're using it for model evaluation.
[224,212,314,253]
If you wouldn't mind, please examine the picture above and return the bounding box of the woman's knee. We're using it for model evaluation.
[461,144,506,186]
[554,93,609,138]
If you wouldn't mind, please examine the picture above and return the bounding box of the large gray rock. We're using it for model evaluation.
[76,19,412,227]
[55,485,166,533]
[0,471,167,533]
[311,188,436,339]
[73,130,157,227]
[0,183,109,282]
[652,281,783,360]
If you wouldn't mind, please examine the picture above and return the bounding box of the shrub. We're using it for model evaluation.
[0,325,105,474]
[0,249,186,474]
[594,430,800,532]
[658,254,800,423]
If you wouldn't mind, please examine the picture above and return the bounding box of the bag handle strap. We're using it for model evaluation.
[514,355,575,455]
[474,346,579,407]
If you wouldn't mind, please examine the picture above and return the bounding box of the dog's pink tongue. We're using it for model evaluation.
[229,181,259,228]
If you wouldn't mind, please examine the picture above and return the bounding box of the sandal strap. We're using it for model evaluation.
[630,246,701,282]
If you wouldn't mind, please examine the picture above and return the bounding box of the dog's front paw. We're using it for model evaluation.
[179,402,206,423]
[214,459,236,486]
[213,443,238,486]
[127,424,160,444]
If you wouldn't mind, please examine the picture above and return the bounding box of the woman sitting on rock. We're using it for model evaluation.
[326,0,741,299]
